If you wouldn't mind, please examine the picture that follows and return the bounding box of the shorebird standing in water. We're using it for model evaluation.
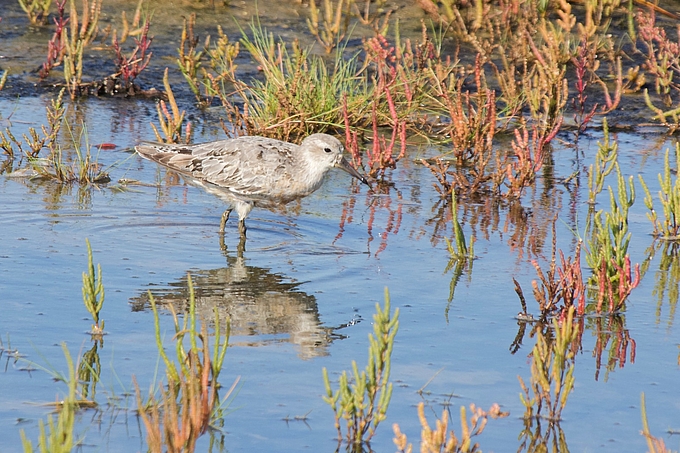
[136,133,369,237]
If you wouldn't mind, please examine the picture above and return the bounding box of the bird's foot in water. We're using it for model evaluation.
[219,209,232,234]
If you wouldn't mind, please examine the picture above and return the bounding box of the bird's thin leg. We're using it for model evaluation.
[220,209,232,233]
[238,219,247,237]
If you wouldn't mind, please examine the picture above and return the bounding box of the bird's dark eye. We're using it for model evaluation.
[324,147,332,153]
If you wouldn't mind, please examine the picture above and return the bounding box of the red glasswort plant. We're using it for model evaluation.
[112,18,153,92]
[595,255,640,313]
[39,0,68,80]
[363,35,407,180]
[432,54,497,166]
[342,94,362,170]
[504,118,561,199]
[571,37,598,138]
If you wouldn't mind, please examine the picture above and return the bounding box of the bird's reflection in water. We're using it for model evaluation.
[131,245,349,359]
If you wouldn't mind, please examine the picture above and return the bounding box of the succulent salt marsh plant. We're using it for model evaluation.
[417,0,485,33]
[306,0,350,54]
[201,25,240,107]
[151,68,193,144]
[176,13,209,106]
[513,220,586,320]
[31,121,111,185]
[62,0,102,99]
[18,0,52,26]
[103,0,144,43]
[111,16,153,94]
[361,97,406,180]
[77,341,101,400]
[585,162,640,313]
[584,124,639,309]
[421,154,497,200]
[637,9,680,107]
[393,401,507,453]
[352,0,393,35]
[570,31,623,135]
[636,8,680,133]
[174,16,240,108]
[20,344,80,453]
[503,118,561,200]
[0,89,65,160]
[587,118,618,205]
[345,32,421,180]
[427,54,496,166]
[322,288,398,448]
[82,238,105,336]
[136,274,235,453]
[39,0,67,80]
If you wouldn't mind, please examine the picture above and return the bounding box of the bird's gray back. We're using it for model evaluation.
[136,137,309,201]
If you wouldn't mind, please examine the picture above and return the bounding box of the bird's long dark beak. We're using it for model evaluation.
[337,156,371,187]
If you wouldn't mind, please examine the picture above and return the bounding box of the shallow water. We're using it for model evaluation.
[2,3,680,452]
[2,92,680,452]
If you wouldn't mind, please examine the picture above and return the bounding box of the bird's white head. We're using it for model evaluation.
[300,133,369,186]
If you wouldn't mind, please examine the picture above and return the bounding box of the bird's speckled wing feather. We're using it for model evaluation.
[136,137,299,199]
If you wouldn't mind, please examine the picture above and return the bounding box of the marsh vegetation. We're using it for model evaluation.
[2,0,680,451]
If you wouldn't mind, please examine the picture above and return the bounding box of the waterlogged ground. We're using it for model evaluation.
[2,2,680,453]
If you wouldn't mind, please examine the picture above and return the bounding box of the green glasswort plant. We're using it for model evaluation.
[136,274,235,453]
[18,0,53,26]
[33,121,110,184]
[587,118,618,205]
[585,163,638,311]
[151,274,230,390]
[176,13,208,105]
[202,25,240,106]
[176,17,240,108]
[306,0,350,54]
[82,238,105,335]
[1,88,65,159]
[151,68,192,144]
[63,0,101,99]
[20,344,79,453]
[323,287,399,447]
[518,306,578,422]
[639,144,680,239]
